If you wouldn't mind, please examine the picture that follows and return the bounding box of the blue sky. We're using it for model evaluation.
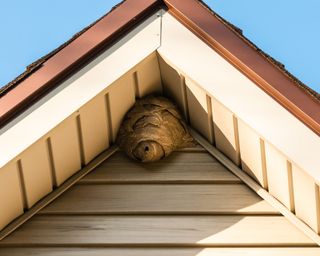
[0,0,319,92]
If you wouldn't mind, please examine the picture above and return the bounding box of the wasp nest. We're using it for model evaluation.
[117,96,194,162]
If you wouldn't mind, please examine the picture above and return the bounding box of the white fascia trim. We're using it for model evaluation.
[157,12,320,183]
[0,11,162,169]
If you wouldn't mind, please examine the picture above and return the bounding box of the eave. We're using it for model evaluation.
[0,0,162,126]
[0,0,320,247]
[0,0,319,136]
[165,0,320,135]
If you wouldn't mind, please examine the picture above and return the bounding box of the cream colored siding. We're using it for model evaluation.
[212,99,240,165]
[265,143,294,211]
[0,163,24,230]
[49,115,82,186]
[158,12,320,185]
[158,54,320,236]
[158,12,320,236]
[107,75,136,142]
[292,165,320,234]
[0,8,319,248]
[78,95,110,164]
[186,79,213,143]
[0,11,162,170]
[238,120,267,188]
[0,149,316,254]
[0,51,163,231]
[19,140,53,208]
[158,54,188,120]
[134,53,162,97]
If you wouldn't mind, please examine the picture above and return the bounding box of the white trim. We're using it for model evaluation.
[0,11,162,169]
[0,146,118,241]
[158,12,320,183]
[191,128,320,246]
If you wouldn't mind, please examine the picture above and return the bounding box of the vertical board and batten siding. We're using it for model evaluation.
[292,165,320,233]
[107,74,136,143]
[0,163,24,230]
[107,53,162,143]
[0,52,162,232]
[158,11,320,236]
[0,10,162,231]
[211,99,240,165]
[158,54,320,236]
[78,95,109,165]
[158,54,189,120]
[265,143,294,211]
[0,10,161,170]
[0,6,320,244]
[134,53,163,98]
[238,120,267,188]
[49,115,82,186]
[18,140,53,208]
[158,56,213,143]
[185,79,214,144]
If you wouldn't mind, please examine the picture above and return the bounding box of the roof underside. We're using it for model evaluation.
[0,0,320,249]
[1,0,319,103]
[0,0,319,135]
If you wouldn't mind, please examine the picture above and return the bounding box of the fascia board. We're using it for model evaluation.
[164,0,320,136]
[0,0,161,126]
[0,11,162,169]
[157,12,320,184]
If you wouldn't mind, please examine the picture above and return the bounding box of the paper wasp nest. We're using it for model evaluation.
[117,96,194,162]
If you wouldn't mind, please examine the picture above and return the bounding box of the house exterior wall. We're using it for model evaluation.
[157,12,320,235]
[0,15,162,230]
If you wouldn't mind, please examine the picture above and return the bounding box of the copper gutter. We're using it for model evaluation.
[164,0,320,136]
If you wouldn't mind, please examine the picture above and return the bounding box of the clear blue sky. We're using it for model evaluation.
[0,0,319,92]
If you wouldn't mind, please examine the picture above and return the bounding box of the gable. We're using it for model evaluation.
[1,145,319,255]
[0,0,320,246]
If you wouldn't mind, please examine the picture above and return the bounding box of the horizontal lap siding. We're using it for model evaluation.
[2,248,320,256]
[0,150,315,255]
[161,54,320,238]
[0,52,163,232]
[81,151,240,183]
[0,215,312,246]
[0,52,317,248]
[40,184,277,214]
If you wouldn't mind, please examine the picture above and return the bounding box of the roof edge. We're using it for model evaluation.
[0,0,319,136]
[0,0,163,127]
[0,1,127,97]
[164,0,320,136]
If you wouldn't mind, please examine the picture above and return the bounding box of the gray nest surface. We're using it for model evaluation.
[117,96,194,162]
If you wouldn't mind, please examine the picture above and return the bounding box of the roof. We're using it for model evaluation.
[0,0,127,97]
[0,0,162,126]
[0,0,319,136]
[1,0,320,245]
